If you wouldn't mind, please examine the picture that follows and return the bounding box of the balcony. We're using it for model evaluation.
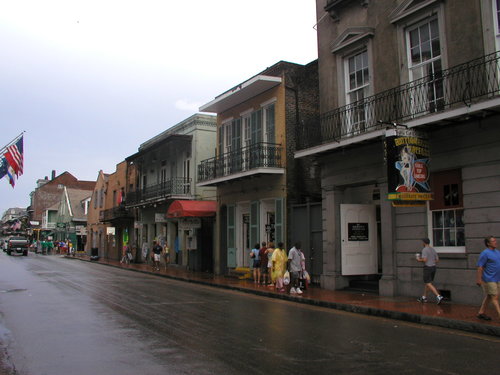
[198,142,283,186]
[296,52,500,154]
[102,205,133,222]
[126,177,192,206]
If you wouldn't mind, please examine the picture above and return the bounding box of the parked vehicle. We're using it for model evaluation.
[7,236,29,256]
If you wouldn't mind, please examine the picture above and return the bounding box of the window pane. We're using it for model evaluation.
[410,29,419,49]
[349,57,355,73]
[411,46,421,64]
[356,70,363,86]
[455,209,464,226]
[433,211,443,228]
[430,19,439,39]
[420,24,430,42]
[433,229,443,246]
[431,39,440,58]
[350,73,356,90]
[363,68,369,85]
[421,40,431,61]
[444,229,455,246]
[444,210,455,227]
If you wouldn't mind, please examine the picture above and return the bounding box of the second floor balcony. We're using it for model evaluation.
[197,142,284,186]
[101,205,133,222]
[296,52,500,156]
[126,177,192,206]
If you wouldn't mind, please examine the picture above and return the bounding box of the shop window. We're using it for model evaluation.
[428,169,465,253]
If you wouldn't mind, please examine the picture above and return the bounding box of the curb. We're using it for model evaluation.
[65,256,500,337]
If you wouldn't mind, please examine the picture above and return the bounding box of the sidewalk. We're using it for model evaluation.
[66,255,500,337]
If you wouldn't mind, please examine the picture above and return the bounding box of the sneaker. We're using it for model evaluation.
[417,296,428,303]
[290,287,297,294]
[436,295,443,305]
[296,287,303,295]
[477,313,492,321]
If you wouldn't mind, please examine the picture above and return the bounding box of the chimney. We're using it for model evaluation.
[51,170,56,180]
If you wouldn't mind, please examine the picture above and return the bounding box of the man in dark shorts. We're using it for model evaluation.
[416,238,443,304]
[152,241,163,271]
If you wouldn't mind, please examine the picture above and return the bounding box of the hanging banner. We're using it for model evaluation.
[385,128,432,205]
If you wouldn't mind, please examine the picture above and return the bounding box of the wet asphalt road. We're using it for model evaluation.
[0,253,499,375]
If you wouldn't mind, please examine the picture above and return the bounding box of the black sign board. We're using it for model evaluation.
[348,223,369,241]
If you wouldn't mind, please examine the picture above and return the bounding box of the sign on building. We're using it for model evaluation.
[385,128,432,206]
[178,218,201,230]
[155,213,168,223]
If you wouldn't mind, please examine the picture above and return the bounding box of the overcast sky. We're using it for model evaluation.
[0,0,318,215]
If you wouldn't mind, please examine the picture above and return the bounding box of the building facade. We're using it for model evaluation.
[295,0,500,304]
[29,171,95,242]
[198,61,320,276]
[126,113,217,271]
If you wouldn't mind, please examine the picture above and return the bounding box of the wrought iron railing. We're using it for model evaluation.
[102,205,132,221]
[198,142,283,183]
[126,177,191,205]
[297,52,500,150]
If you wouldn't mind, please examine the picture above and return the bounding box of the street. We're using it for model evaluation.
[0,253,498,375]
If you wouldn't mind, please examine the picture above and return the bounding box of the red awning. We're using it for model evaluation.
[167,200,217,218]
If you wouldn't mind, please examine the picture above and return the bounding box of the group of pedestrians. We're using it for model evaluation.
[141,240,171,271]
[416,235,500,322]
[250,241,308,295]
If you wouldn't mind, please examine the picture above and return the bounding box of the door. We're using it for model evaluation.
[227,205,236,268]
[341,204,377,276]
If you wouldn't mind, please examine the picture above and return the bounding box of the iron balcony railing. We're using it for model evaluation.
[126,177,191,205]
[297,52,500,150]
[102,205,132,222]
[198,142,283,183]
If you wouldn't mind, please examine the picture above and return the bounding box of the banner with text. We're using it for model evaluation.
[386,128,432,205]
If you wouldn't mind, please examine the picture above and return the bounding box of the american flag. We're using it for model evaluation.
[4,135,23,176]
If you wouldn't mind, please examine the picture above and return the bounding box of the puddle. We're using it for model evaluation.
[0,289,27,293]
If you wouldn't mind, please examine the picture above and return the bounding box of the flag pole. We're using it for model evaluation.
[0,131,25,155]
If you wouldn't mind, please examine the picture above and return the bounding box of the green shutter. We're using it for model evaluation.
[250,201,260,250]
[275,198,284,244]
[227,205,236,268]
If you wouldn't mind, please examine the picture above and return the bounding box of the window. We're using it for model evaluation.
[406,18,444,114]
[494,0,500,51]
[345,50,370,134]
[223,121,232,154]
[428,170,465,252]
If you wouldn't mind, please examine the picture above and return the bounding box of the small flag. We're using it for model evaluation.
[4,135,23,176]
[0,156,7,180]
[6,165,16,187]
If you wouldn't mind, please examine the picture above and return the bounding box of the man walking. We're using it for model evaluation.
[476,236,500,321]
[416,238,443,304]
[288,242,303,295]
[152,241,163,271]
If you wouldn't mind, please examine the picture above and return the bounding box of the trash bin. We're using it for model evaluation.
[90,247,99,261]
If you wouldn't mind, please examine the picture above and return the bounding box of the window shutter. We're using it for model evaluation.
[227,205,236,268]
[250,201,260,248]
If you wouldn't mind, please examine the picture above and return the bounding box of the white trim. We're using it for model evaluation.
[389,0,441,24]
[239,108,253,117]
[260,97,277,108]
[200,75,282,113]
